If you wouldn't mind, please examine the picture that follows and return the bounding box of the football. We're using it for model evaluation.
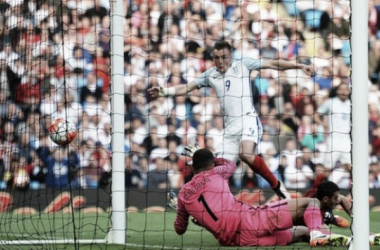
[48,118,78,146]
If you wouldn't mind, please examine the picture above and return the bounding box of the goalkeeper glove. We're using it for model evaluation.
[167,189,203,227]
[167,189,178,211]
[323,210,335,225]
[181,144,201,165]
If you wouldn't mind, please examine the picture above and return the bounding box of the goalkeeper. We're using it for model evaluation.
[172,146,350,247]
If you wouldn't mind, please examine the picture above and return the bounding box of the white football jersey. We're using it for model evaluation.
[194,58,263,118]
[317,97,351,135]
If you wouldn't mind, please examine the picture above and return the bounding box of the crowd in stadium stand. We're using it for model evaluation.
[0,0,379,191]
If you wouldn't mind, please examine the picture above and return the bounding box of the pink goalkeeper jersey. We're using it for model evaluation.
[174,158,250,246]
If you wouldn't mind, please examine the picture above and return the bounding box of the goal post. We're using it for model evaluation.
[351,0,369,249]
[109,0,126,244]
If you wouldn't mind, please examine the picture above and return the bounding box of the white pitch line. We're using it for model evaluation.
[125,243,220,250]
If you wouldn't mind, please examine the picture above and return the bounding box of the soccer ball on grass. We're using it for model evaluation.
[48,118,78,146]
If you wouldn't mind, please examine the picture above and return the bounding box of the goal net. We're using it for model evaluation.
[0,0,112,248]
[0,0,372,249]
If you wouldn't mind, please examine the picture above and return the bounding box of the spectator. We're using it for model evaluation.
[280,138,299,169]
[16,111,41,145]
[1,121,19,172]
[150,137,169,162]
[80,72,103,105]
[28,153,47,189]
[76,140,90,167]
[296,46,312,66]
[15,73,41,105]
[17,132,35,162]
[130,94,149,122]
[0,57,21,99]
[147,156,170,189]
[155,114,168,138]
[130,116,148,145]
[38,147,75,189]
[206,116,224,151]
[369,40,380,83]
[74,152,102,189]
[175,119,197,145]
[11,155,30,190]
[67,46,92,74]
[284,33,303,60]
[300,146,316,172]
[157,2,180,39]
[98,18,111,55]
[125,154,143,189]
[166,142,182,189]
[313,66,333,90]
[40,86,59,117]
[294,88,317,117]
[93,56,110,93]
[167,61,187,85]
[166,122,181,146]
[325,12,350,39]
[242,165,257,189]
[300,122,325,152]
[369,162,380,189]
[328,161,351,190]
[84,0,108,23]
[297,115,312,142]
[285,156,314,189]
[315,83,351,170]
[97,122,111,149]
[260,36,279,60]
[0,91,9,119]
[276,155,288,184]
[371,125,380,160]
[259,132,277,156]
[281,101,300,134]
[0,43,19,67]
[79,112,103,143]
[142,125,159,156]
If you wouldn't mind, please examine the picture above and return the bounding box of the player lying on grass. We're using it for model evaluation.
[314,181,351,229]
[169,178,351,230]
[311,180,380,246]
[171,146,350,247]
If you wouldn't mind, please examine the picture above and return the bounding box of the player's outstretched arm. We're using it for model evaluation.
[213,157,237,180]
[339,194,352,217]
[261,59,315,76]
[168,190,202,229]
[148,81,198,98]
[174,198,190,235]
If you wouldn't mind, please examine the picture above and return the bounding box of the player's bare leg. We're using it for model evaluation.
[239,140,290,199]
[290,226,310,243]
[287,198,350,247]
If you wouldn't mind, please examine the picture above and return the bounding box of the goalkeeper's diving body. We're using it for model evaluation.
[149,40,315,199]
[173,147,351,247]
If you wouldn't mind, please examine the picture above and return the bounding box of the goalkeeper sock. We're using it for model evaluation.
[304,206,323,231]
[251,156,278,189]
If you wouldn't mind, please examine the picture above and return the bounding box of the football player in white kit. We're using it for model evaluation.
[315,83,351,172]
[149,41,315,199]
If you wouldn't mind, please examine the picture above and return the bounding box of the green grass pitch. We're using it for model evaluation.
[0,211,380,249]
